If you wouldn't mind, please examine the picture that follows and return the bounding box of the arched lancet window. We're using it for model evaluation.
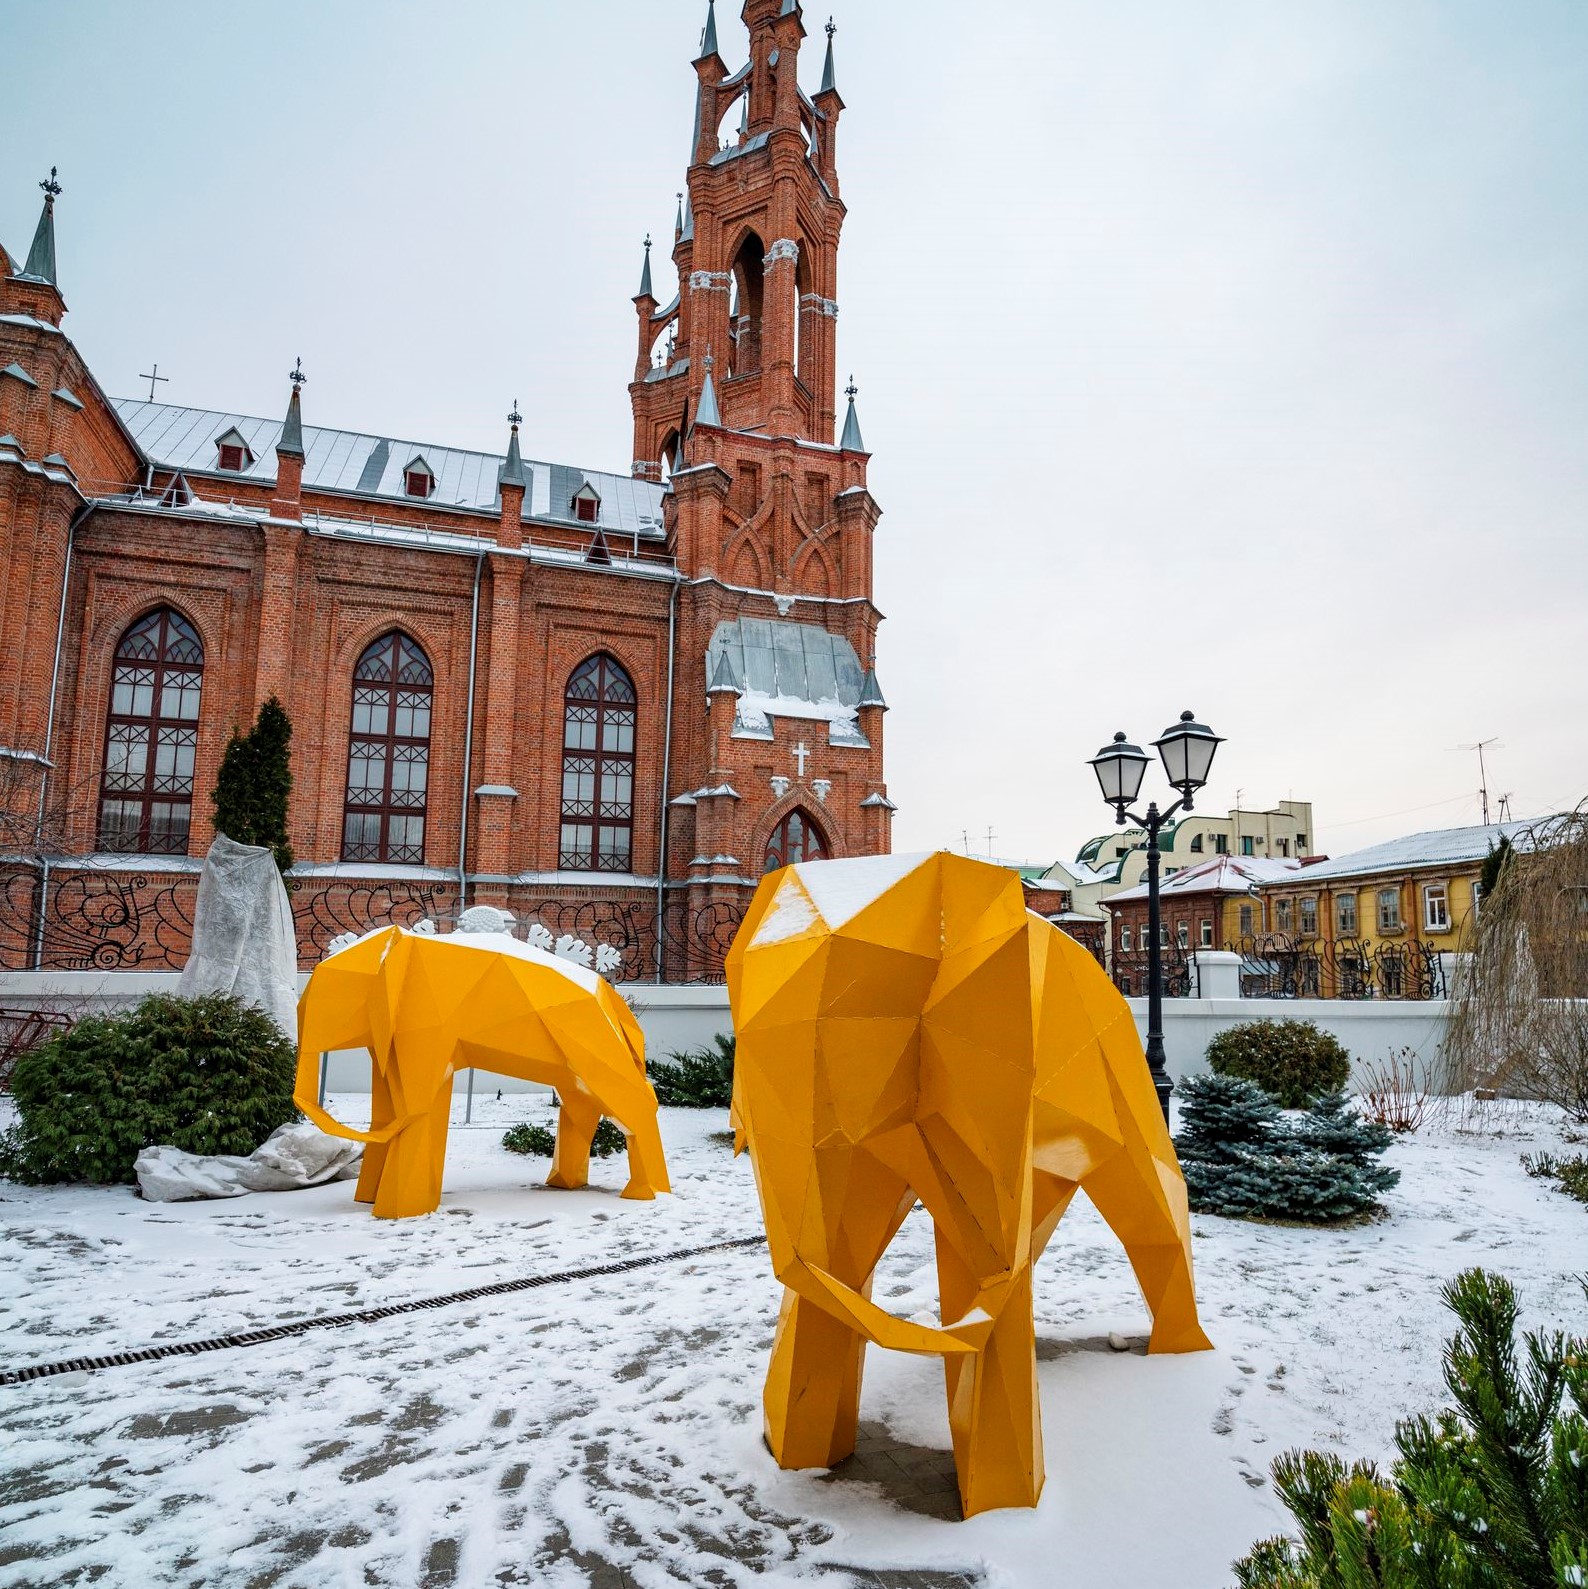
[342,632,432,864]
[560,654,636,872]
[764,809,829,873]
[98,608,204,854]
[728,231,765,378]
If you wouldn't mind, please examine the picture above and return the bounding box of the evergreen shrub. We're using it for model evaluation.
[1234,1268,1588,1589]
[1175,1073,1398,1222]
[211,695,295,872]
[1206,1019,1351,1108]
[649,1033,735,1108]
[0,993,297,1185]
[501,1118,626,1159]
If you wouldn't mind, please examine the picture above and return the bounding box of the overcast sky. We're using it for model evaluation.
[6,0,1586,865]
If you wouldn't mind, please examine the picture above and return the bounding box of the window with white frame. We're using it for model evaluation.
[1176,922,1189,950]
[1276,897,1294,933]
[1378,888,1402,932]
[1200,918,1213,947]
[1239,903,1254,936]
[1337,892,1357,935]
[1300,896,1318,935]
[1424,882,1451,932]
[1470,881,1482,921]
[1120,925,1132,953]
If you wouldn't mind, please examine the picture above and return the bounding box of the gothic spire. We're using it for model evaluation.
[696,350,722,428]
[21,167,62,285]
[279,358,306,457]
[674,191,684,242]
[638,234,654,299]
[499,399,527,489]
[820,17,838,95]
[698,0,719,60]
[839,375,865,451]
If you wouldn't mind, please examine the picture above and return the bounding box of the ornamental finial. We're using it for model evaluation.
[508,398,522,427]
[39,166,62,201]
[289,357,307,389]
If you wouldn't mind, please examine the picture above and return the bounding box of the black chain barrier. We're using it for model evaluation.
[0,1235,766,1388]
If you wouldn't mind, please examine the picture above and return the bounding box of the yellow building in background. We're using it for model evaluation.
[1254,821,1527,998]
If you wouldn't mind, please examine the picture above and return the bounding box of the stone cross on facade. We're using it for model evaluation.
[793,741,811,779]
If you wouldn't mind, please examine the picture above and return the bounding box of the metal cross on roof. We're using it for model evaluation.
[826,16,836,39]
[138,363,169,402]
[39,167,62,201]
[845,374,858,402]
[289,357,307,389]
[508,398,522,427]
[643,233,652,254]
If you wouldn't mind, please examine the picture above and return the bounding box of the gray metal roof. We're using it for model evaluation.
[1275,820,1545,884]
[20,196,56,286]
[112,398,667,538]
[706,616,869,747]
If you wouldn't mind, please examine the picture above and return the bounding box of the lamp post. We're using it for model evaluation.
[1090,710,1224,1127]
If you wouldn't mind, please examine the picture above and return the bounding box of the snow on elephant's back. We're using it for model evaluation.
[745,851,935,946]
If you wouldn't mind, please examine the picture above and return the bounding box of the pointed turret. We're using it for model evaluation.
[270,359,307,519]
[637,234,654,300]
[499,402,527,490]
[674,191,685,242]
[858,666,887,710]
[707,649,739,696]
[680,190,695,244]
[20,168,61,285]
[819,16,838,96]
[697,0,720,61]
[278,359,307,458]
[839,376,865,452]
[497,400,526,548]
[695,351,722,429]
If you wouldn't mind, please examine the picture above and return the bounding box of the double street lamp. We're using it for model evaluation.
[1090,711,1225,1125]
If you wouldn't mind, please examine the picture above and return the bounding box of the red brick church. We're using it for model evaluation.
[0,0,892,980]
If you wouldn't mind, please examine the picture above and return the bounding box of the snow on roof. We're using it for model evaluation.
[112,398,667,539]
[709,617,869,748]
[1105,854,1303,905]
[1276,820,1544,884]
[1042,857,1106,888]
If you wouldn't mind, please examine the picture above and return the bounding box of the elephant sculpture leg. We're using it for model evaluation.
[763,1151,915,1470]
[545,1089,602,1192]
[353,1065,396,1206]
[370,1064,456,1220]
[937,1232,1043,1517]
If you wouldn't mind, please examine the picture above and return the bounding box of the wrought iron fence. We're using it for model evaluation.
[1110,944,1195,1000]
[1229,935,1446,1001]
[0,861,748,985]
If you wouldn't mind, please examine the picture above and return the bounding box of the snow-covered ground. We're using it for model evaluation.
[1,1093,1584,1589]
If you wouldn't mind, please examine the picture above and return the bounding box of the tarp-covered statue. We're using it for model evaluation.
[177,833,299,1041]
[295,925,670,1218]
[726,850,1212,1518]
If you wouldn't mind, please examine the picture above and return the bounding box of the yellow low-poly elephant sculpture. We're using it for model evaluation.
[295,926,670,1218]
[726,851,1211,1518]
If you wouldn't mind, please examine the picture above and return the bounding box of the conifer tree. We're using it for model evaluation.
[1235,1270,1588,1589]
[1175,1074,1399,1222]
[211,695,294,872]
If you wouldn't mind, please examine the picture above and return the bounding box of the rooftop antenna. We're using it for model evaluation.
[1497,792,1513,822]
[984,827,996,860]
[1457,738,1499,825]
[138,362,169,402]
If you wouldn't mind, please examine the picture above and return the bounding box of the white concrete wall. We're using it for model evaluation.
[1124,995,1453,1083]
[0,971,735,1095]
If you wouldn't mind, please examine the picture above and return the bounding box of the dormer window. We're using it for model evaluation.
[403,456,435,499]
[213,427,254,473]
[571,482,601,523]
